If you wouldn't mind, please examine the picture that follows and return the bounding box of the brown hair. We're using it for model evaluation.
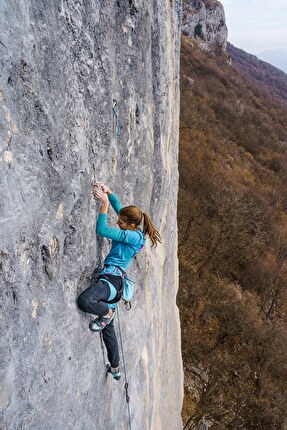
[119,206,161,247]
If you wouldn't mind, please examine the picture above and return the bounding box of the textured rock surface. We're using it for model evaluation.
[0,1,183,429]
[182,0,228,50]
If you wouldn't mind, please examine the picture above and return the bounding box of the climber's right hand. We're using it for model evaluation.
[93,187,109,204]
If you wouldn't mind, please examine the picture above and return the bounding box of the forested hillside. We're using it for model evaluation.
[178,35,287,430]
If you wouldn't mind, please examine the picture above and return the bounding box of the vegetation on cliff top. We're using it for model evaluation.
[178,35,287,429]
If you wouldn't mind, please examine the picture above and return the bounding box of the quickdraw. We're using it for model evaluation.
[112,99,121,137]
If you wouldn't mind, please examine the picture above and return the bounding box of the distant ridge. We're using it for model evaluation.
[258,48,287,74]
[227,42,287,110]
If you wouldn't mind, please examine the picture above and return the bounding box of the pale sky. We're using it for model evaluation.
[220,0,287,55]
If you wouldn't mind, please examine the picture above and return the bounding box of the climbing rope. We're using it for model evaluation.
[112,99,121,137]
[116,306,132,430]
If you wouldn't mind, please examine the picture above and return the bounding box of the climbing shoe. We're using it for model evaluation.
[107,365,121,381]
[89,310,115,332]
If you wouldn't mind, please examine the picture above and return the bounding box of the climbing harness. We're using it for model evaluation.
[112,99,121,137]
[116,306,132,430]
[98,265,136,310]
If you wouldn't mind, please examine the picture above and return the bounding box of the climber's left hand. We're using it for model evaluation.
[97,181,112,195]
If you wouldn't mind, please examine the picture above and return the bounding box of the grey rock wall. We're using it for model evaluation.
[182,0,228,50]
[0,1,183,429]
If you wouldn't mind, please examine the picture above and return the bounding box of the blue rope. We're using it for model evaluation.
[116,306,132,430]
[112,100,121,137]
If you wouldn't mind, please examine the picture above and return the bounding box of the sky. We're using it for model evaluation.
[220,0,287,55]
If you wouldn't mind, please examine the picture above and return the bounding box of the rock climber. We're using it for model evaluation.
[77,182,161,380]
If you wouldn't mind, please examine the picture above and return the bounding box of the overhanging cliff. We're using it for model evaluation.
[0,1,183,429]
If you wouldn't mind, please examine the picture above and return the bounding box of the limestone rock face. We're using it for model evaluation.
[0,1,183,429]
[182,0,228,50]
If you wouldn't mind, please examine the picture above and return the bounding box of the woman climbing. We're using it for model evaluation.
[77,182,161,381]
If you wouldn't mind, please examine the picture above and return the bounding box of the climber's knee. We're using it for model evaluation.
[77,290,92,312]
[78,281,111,314]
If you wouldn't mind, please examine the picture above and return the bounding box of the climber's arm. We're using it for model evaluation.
[94,182,122,214]
[96,216,142,244]
[93,188,109,214]
[108,193,123,215]
[94,186,137,242]
[95,191,140,243]
[96,213,126,241]
[94,188,125,240]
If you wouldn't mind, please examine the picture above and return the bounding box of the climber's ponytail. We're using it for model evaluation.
[142,212,161,247]
[119,206,161,247]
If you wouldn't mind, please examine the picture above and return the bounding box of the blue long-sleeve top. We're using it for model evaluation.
[96,193,146,271]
